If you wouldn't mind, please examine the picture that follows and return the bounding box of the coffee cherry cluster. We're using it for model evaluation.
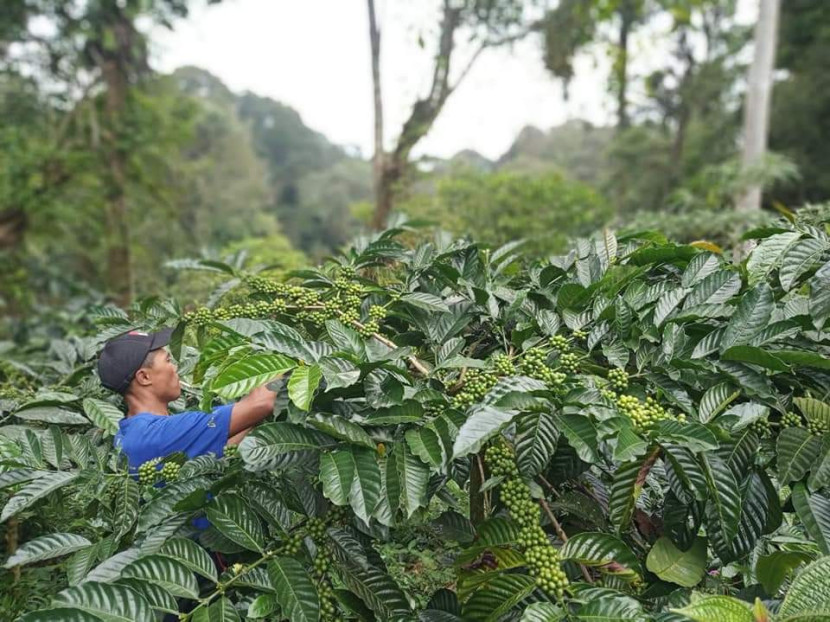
[451,369,498,408]
[782,411,803,428]
[160,461,180,482]
[550,335,569,351]
[808,418,828,436]
[749,418,771,437]
[600,388,617,401]
[184,307,214,327]
[521,349,566,388]
[608,368,629,391]
[340,266,357,279]
[224,444,239,459]
[491,353,515,377]
[138,457,162,485]
[485,441,568,598]
[368,305,387,321]
[559,352,580,374]
[317,580,338,621]
[278,532,304,556]
[572,329,587,340]
[617,394,684,431]
[245,275,287,295]
[357,320,379,339]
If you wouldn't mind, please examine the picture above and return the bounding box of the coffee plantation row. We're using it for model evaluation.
[1,212,830,621]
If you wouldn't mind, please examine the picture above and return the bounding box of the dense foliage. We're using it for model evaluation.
[2,212,830,621]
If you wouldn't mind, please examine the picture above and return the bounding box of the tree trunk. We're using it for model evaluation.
[367,0,385,228]
[371,0,462,230]
[736,0,781,212]
[101,54,133,307]
[0,208,27,251]
[615,0,635,131]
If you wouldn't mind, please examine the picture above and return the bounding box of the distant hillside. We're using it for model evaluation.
[497,120,614,186]
[172,67,370,256]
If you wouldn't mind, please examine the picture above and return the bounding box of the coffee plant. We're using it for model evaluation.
[2,215,830,621]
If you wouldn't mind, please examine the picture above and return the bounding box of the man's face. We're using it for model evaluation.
[143,348,182,402]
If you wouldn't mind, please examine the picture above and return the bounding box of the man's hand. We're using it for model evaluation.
[228,378,280,436]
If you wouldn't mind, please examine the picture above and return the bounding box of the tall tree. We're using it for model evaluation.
[369,0,533,230]
[0,0,222,306]
[736,0,781,211]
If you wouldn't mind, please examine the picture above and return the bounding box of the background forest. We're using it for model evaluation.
[2,1,830,621]
[1,0,828,326]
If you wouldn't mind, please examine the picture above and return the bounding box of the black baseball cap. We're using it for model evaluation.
[97,328,174,394]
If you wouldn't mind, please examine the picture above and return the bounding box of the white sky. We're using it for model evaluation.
[152,0,756,161]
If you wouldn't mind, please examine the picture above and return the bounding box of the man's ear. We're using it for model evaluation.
[134,367,153,387]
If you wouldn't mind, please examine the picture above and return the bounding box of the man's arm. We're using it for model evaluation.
[227,427,252,446]
[228,382,279,436]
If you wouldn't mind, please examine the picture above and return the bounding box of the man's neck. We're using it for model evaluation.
[125,394,170,417]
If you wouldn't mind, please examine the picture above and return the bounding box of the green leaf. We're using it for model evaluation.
[746,231,800,284]
[778,556,830,620]
[575,596,644,622]
[795,397,830,428]
[19,610,104,622]
[14,406,89,425]
[561,532,641,579]
[609,458,650,532]
[462,574,536,621]
[721,345,788,371]
[1,470,79,522]
[682,253,722,288]
[396,444,429,518]
[211,353,297,399]
[613,425,647,462]
[792,484,830,555]
[191,597,241,622]
[698,383,740,423]
[3,532,91,568]
[239,422,334,470]
[400,292,449,313]
[720,284,773,352]
[318,357,361,389]
[158,537,218,582]
[452,405,516,460]
[521,603,565,621]
[701,455,740,542]
[307,414,375,448]
[810,437,830,492]
[288,365,323,411]
[654,288,687,327]
[325,320,365,357]
[268,557,320,622]
[82,399,123,435]
[122,555,199,599]
[663,446,708,501]
[646,536,706,588]
[555,414,598,463]
[515,411,559,477]
[337,562,410,619]
[52,581,154,622]
[756,550,813,595]
[319,450,355,506]
[248,593,280,619]
[779,237,828,291]
[406,427,445,468]
[205,494,265,553]
[671,595,753,622]
[778,427,823,483]
[347,447,383,524]
[111,477,139,540]
[774,350,830,370]
[685,270,741,307]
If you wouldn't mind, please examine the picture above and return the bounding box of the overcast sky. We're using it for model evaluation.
[152,0,756,161]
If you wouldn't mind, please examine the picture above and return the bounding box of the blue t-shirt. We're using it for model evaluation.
[114,404,234,471]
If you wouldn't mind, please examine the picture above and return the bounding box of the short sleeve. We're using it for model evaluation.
[153,404,234,460]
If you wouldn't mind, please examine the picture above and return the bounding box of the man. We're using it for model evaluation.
[97,328,277,469]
